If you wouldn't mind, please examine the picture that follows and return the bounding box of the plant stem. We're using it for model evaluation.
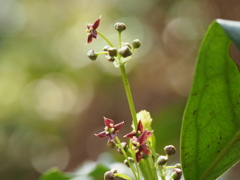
[119,64,138,130]
[118,31,122,48]
[149,144,166,180]
[115,137,139,180]
[97,31,114,47]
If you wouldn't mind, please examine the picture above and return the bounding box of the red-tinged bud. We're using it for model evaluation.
[108,47,118,57]
[172,168,182,180]
[108,57,115,62]
[157,155,168,165]
[104,171,115,180]
[87,50,98,60]
[114,22,126,32]
[164,145,176,155]
[118,46,132,58]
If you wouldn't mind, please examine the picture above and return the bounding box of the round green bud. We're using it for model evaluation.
[175,163,182,169]
[172,168,182,180]
[108,47,118,57]
[117,142,128,154]
[104,171,115,180]
[164,145,176,156]
[132,39,141,49]
[118,46,132,58]
[103,45,110,51]
[157,155,168,165]
[107,140,116,149]
[87,50,98,60]
[114,22,126,32]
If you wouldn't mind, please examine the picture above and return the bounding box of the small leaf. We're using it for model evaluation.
[181,19,240,180]
[39,167,73,180]
[114,173,132,180]
[88,163,109,179]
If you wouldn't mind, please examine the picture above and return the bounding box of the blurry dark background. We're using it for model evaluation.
[0,0,239,179]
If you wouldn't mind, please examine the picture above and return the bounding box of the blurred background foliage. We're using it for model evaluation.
[0,0,239,179]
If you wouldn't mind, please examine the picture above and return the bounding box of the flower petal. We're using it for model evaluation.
[92,17,101,30]
[124,131,136,139]
[141,144,150,155]
[91,30,98,38]
[108,132,117,141]
[137,120,143,132]
[138,130,152,145]
[87,35,93,44]
[94,131,108,138]
[104,117,115,127]
[136,151,142,163]
[114,121,124,132]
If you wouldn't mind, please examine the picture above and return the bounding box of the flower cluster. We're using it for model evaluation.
[86,17,141,68]
[87,17,182,180]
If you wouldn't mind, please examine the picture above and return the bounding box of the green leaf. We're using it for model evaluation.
[88,163,109,179]
[181,19,240,180]
[114,173,132,180]
[39,168,73,180]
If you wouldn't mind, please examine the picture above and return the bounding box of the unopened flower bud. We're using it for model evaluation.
[114,22,126,32]
[108,47,118,57]
[137,110,152,130]
[164,145,176,156]
[87,50,98,60]
[118,46,132,58]
[175,163,182,169]
[107,140,116,149]
[123,42,132,49]
[118,142,128,154]
[111,169,118,174]
[132,39,141,49]
[104,171,115,180]
[172,168,182,180]
[124,157,134,167]
[103,45,110,51]
[108,57,115,62]
[157,155,168,165]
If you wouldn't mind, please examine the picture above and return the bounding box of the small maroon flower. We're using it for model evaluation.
[131,130,153,163]
[86,17,101,43]
[124,120,152,139]
[95,117,124,141]
[124,120,144,138]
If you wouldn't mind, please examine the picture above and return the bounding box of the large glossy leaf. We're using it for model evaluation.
[181,19,240,180]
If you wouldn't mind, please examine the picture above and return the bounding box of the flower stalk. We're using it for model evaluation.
[87,16,180,180]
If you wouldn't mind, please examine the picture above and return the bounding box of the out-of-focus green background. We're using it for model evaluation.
[0,0,239,179]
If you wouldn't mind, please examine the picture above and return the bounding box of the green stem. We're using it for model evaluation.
[149,145,166,180]
[118,31,122,48]
[115,137,139,180]
[119,64,138,130]
[97,31,114,47]
[147,156,158,180]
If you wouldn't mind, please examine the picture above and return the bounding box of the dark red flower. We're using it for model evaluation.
[124,120,144,138]
[95,117,124,141]
[86,17,101,43]
[131,130,153,163]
